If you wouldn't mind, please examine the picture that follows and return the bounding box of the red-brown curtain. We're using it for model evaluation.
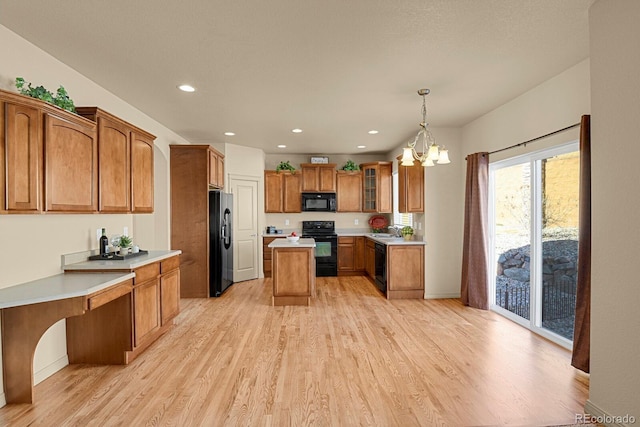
[460,152,490,310]
[572,115,591,373]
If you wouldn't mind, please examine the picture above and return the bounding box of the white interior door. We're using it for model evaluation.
[230,177,259,282]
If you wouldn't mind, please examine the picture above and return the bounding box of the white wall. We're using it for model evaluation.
[0,24,192,400]
[461,59,590,159]
[588,0,640,421]
[390,127,465,298]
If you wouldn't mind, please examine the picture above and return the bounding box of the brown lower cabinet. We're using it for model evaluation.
[263,236,284,277]
[132,256,181,350]
[66,255,180,364]
[338,236,365,275]
[387,245,424,299]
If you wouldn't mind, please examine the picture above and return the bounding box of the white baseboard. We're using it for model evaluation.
[0,355,68,409]
[34,354,69,385]
[584,399,637,427]
[424,293,460,299]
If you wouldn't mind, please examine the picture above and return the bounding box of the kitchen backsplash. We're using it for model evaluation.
[265,212,392,232]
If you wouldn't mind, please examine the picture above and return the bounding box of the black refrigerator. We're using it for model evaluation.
[209,191,233,297]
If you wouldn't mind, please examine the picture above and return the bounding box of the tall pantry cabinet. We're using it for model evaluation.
[170,144,225,298]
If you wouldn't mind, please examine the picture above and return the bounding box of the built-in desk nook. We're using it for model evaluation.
[0,250,180,404]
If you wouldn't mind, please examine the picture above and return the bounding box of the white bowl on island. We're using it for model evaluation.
[286,235,300,243]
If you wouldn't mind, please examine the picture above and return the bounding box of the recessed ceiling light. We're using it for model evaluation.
[368,130,379,134]
[177,84,196,92]
[291,128,303,133]
[357,145,366,149]
[277,145,287,148]
[224,132,235,136]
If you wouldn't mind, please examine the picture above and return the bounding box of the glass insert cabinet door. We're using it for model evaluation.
[315,241,333,258]
[363,166,377,211]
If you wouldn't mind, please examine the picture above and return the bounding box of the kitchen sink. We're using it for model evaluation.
[368,233,396,238]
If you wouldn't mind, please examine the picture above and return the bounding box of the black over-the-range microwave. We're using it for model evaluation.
[301,192,336,212]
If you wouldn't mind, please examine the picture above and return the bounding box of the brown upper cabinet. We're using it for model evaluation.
[397,157,424,213]
[264,170,301,213]
[336,170,362,212]
[360,161,392,213]
[130,131,155,213]
[208,148,225,189]
[0,89,156,215]
[76,107,156,213]
[44,113,98,212]
[0,99,42,213]
[1,90,103,213]
[300,163,336,192]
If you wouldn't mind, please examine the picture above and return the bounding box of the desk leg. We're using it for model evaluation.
[1,297,86,403]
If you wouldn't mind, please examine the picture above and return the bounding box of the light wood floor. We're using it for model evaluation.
[0,276,589,426]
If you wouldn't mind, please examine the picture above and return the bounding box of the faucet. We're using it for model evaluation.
[388,226,401,237]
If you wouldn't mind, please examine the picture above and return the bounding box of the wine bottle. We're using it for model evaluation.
[99,228,109,257]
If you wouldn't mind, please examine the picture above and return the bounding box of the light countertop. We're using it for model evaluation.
[335,229,426,245]
[363,235,426,246]
[0,272,135,309]
[268,238,316,248]
[63,249,182,271]
[0,250,181,310]
[264,230,425,246]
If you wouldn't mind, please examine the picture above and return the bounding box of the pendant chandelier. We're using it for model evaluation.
[401,89,450,167]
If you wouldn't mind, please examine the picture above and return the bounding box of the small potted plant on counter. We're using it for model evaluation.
[118,235,133,256]
[400,226,414,241]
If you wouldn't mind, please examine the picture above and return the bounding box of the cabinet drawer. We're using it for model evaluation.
[88,279,133,310]
[134,262,160,284]
[161,256,180,273]
[339,236,355,244]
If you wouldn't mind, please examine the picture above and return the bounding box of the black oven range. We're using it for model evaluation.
[301,220,337,277]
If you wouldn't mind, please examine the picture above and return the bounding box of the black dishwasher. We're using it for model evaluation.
[374,242,387,293]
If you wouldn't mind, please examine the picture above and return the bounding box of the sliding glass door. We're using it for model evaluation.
[489,142,579,348]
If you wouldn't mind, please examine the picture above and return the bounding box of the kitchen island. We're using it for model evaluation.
[268,238,316,306]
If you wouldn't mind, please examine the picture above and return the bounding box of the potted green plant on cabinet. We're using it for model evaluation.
[341,160,360,171]
[276,161,296,173]
[15,77,77,113]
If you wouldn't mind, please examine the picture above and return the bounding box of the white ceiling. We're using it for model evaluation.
[0,0,593,155]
